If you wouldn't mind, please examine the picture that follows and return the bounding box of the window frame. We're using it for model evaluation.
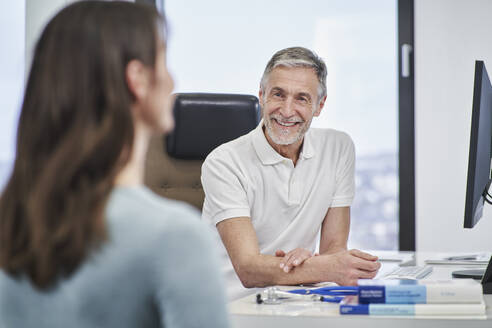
[398,0,415,251]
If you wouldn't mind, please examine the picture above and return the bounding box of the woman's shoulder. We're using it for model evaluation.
[110,185,197,215]
[105,186,207,244]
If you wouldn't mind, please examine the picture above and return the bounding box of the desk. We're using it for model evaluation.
[229,252,492,328]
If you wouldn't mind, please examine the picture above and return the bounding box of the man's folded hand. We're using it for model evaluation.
[275,248,319,273]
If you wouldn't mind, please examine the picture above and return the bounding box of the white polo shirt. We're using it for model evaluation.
[201,122,355,300]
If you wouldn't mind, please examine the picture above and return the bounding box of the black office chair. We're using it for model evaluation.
[144,93,260,209]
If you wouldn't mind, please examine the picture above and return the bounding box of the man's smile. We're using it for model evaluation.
[272,117,304,128]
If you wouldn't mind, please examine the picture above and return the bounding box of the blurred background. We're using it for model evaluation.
[0,0,399,250]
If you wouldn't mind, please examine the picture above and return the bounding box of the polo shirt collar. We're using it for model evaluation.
[301,129,315,159]
[252,120,315,165]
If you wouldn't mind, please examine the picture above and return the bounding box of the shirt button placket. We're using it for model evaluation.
[289,162,301,205]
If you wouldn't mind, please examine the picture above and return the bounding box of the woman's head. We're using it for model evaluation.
[0,1,173,288]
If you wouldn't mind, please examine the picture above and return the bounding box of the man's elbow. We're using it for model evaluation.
[235,266,258,288]
[239,276,257,289]
[234,262,268,289]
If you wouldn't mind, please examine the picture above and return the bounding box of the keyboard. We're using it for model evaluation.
[382,265,433,280]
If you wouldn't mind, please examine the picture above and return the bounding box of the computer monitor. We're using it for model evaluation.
[464,60,492,228]
[452,61,492,284]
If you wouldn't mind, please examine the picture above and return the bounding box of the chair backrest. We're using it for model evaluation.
[144,93,260,210]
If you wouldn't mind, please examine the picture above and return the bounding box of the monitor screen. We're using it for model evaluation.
[464,61,492,228]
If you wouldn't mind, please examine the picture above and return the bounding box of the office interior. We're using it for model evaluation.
[2,0,492,276]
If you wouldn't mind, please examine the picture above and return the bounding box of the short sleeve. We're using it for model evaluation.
[201,151,251,225]
[331,134,356,207]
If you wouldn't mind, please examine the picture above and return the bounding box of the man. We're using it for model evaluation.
[201,47,380,300]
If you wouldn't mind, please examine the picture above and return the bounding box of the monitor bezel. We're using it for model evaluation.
[464,60,492,228]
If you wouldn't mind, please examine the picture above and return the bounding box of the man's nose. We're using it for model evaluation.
[279,97,295,118]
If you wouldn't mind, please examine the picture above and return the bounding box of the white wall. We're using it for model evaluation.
[25,0,135,74]
[0,1,25,163]
[25,0,73,73]
[416,0,492,251]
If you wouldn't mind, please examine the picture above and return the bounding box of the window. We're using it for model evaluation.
[0,1,25,191]
[165,0,402,250]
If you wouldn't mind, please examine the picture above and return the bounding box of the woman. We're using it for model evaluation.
[0,2,229,327]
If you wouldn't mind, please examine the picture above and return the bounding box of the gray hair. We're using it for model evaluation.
[260,47,327,102]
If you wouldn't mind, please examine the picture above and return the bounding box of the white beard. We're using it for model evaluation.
[264,116,310,145]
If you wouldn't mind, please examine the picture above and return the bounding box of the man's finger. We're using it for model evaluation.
[292,253,311,266]
[282,252,296,272]
[275,250,286,257]
[356,269,379,279]
[287,250,313,269]
[350,249,378,261]
[278,250,294,270]
[354,257,381,272]
[284,253,298,270]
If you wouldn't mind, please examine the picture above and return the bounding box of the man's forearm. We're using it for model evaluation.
[236,249,381,288]
[320,244,347,255]
[235,253,334,288]
[217,216,378,288]
[319,207,350,254]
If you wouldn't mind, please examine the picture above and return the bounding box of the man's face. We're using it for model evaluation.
[260,66,325,147]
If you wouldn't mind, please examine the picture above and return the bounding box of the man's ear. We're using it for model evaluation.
[314,95,327,117]
[126,59,150,101]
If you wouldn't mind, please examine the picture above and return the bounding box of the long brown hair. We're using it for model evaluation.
[0,1,164,289]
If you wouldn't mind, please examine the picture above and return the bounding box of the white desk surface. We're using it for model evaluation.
[229,251,492,328]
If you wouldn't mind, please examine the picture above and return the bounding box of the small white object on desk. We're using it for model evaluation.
[370,250,415,266]
[382,265,433,280]
[424,252,491,265]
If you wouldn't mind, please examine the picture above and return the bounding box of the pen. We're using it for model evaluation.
[445,255,479,261]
